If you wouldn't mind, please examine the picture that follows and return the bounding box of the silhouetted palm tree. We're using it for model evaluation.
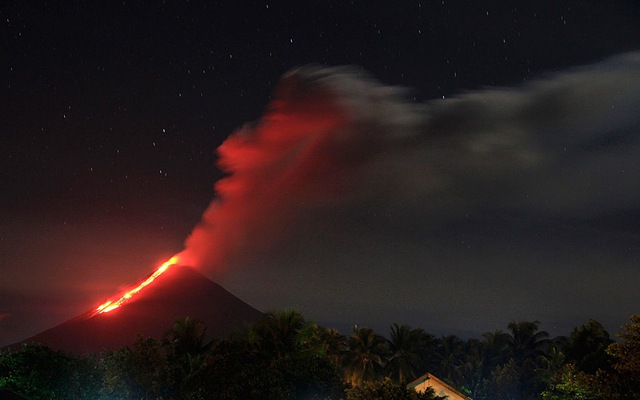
[167,317,212,355]
[251,309,313,361]
[506,320,550,364]
[536,344,566,386]
[482,329,511,368]
[504,320,551,398]
[320,327,348,368]
[165,316,212,376]
[434,334,465,383]
[344,326,389,385]
[386,323,424,384]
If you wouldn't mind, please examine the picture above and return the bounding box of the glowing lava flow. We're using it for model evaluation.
[95,256,179,314]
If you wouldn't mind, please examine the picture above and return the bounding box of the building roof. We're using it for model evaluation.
[407,372,472,400]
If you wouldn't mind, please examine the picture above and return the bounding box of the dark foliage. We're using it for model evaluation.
[2,312,640,400]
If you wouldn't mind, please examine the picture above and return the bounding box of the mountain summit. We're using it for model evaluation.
[13,266,262,354]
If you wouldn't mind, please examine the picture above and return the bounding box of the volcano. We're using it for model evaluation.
[13,266,262,354]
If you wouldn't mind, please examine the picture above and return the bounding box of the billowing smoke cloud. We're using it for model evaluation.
[176,53,640,335]
[176,67,429,270]
[179,52,640,274]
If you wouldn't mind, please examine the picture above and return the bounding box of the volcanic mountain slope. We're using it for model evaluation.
[14,266,262,354]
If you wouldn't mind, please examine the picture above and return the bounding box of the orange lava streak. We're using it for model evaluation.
[95,256,179,314]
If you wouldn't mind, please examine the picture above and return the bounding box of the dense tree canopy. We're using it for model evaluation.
[1,312,639,399]
[608,314,640,399]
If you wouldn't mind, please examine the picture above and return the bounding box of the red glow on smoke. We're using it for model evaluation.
[177,74,352,271]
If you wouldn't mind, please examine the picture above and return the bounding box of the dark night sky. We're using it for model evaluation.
[2,1,640,346]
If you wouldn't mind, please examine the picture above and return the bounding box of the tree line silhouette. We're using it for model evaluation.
[1,312,639,399]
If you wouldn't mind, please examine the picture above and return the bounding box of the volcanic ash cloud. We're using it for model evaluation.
[178,53,640,275]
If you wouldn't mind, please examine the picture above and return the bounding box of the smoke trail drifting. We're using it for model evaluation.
[178,53,640,274]
[177,67,424,269]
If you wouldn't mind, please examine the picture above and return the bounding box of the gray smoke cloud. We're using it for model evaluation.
[180,52,640,335]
